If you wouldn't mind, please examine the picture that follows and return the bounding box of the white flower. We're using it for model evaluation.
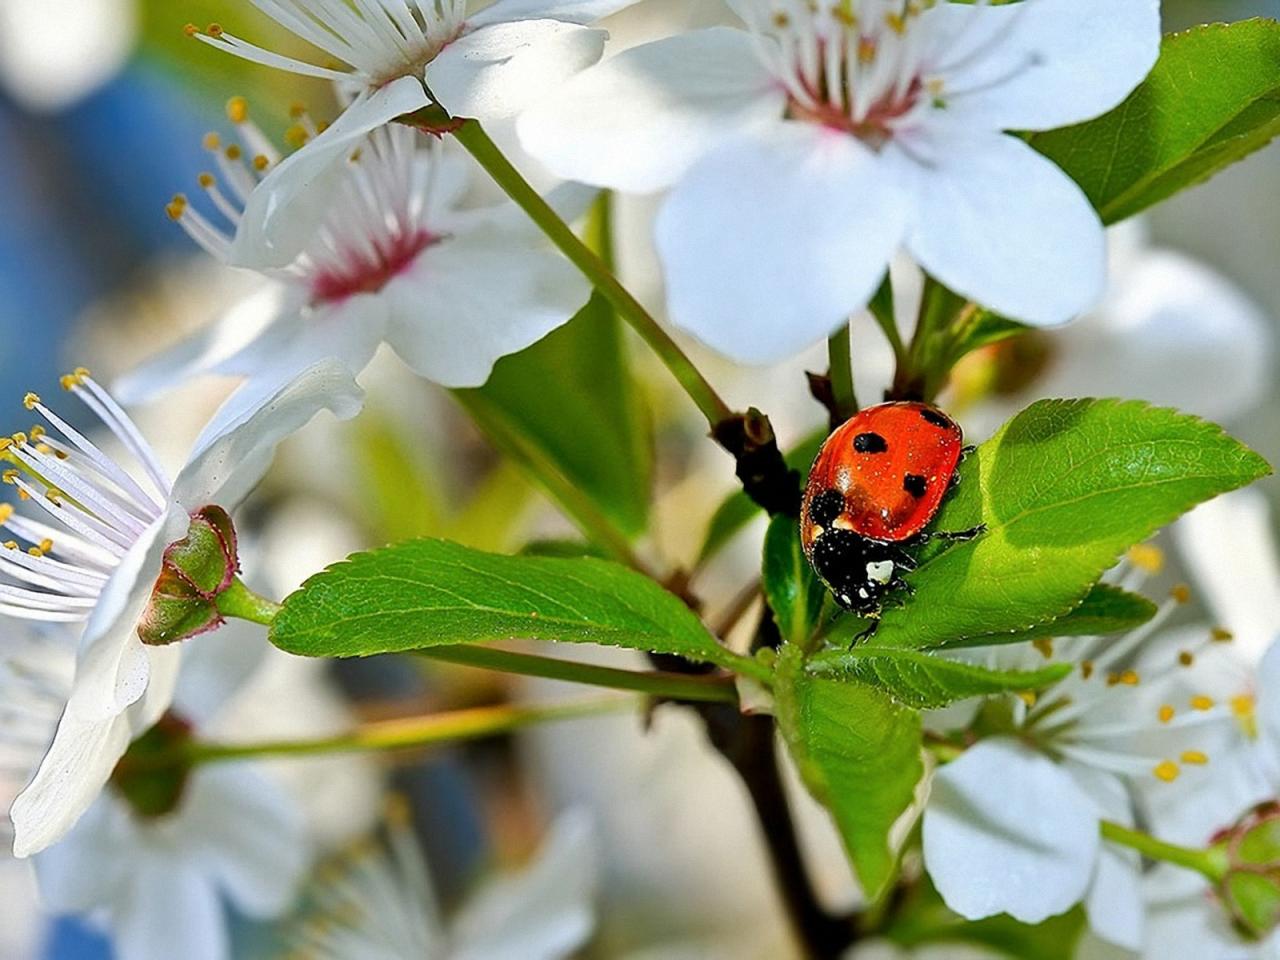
[519,0,1162,363]
[958,222,1274,436]
[121,118,589,404]
[191,0,638,265]
[28,627,309,960]
[0,0,136,111]
[923,564,1240,950]
[280,806,598,959]
[3,361,362,857]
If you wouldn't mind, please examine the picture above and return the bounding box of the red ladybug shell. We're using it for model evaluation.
[801,402,963,547]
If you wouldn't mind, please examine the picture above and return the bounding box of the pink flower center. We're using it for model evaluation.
[310,229,440,305]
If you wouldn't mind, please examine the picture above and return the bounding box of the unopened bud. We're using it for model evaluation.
[139,505,239,646]
[1218,801,1280,940]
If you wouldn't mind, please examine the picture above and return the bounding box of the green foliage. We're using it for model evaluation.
[698,430,825,565]
[937,582,1157,650]
[1033,19,1280,224]
[269,538,745,669]
[763,515,826,649]
[806,647,1071,709]
[775,647,923,900]
[454,200,653,543]
[870,399,1268,649]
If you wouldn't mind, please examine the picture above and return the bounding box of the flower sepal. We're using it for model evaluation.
[139,505,239,646]
[1216,801,1280,941]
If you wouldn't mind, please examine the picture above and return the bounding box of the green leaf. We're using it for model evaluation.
[938,582,1157,650]
[886,875,1086,960]
[874,399,1269,650]
[270,538,745,670]
[763,515,826,649]
[1032,19,1280,224]
[775,647,923,899]
[698,430,825,565]
[453,198,652,540]
[806,647,1071,709]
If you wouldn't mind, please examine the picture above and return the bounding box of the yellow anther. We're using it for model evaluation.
[206,22,224,38]
[10,433,26,446]
[289,102,307,119]
[1018,691,1038,707]
[1180,750,1209,765]
[203,132,221,151]
[1211,627,1234,643]
[0,438,12,452]
[26,546,42,557]
[197,172,215,189]
[60,367,89,390]
[38,538,52,553]
[16,490,27,501]
[316,120,331,135]
[284,125,309,148]
[885,12,907,34]
[1080,659,1094,680]
[29,425,44,439]
[1232,694,1256,718]
[1158,704,1175,724]
[1178,650,1195,667]
[1106,672,1122,687]
[226,96,249,124]
[225,144,242,161]
[1032,638,1054,659]
[1171,583,1192,604]
[165,195,188,221]
[2,469,17,484]
[857,36,877,63]
[183,23,199,37]
[1119,669,1140,686]
[1190,695,1215,712]
[2,541,16,550]
[253,154,270,171]
[1154,760,1181,782]
[74,366,90,379]
[34,444,52,456]
[22,392,39,410]
[1126,543,1164,573]
[0,504,11,522]
[45,488,63,506]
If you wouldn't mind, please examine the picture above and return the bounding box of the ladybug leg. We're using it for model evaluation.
[960,444,976,460]
[889,576,915,597]
[925,523,986,544]
[890,548,918,571]
[847,618,881,648]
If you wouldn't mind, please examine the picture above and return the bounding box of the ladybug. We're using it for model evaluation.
[800,401,983,628]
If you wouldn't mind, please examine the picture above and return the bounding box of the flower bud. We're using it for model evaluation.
[110,713,193,818]
[139,505,239,646]
[1218,801,1280,940]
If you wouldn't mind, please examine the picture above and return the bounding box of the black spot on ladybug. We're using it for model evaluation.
[809,488,845,526]
[853,432,888,454]
[903,473,928,498]
[919,408,950,428]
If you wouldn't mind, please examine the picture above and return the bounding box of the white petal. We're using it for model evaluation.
[11,711,132,859]
[1176,489,1280,663]
[1068,765,1144,951]
[185,765,309,918]
[451,810,597,960]
[114,860,229,960]
[31,796,128,911]
[894,131,1105,326]
[1029,249,1272,423]
[428,20,608,121]
[172,360,365,511]
[111,285,287,405]
[655,122,907,364]
[1261,640,1280,749]
[930,0,1160,131]
[517,27,783,193]
[922,738,1100,924]
[1143,866,1249,960]
[383,226,589,387]
[470,0,642,27]
[171,622,268,728]
[228,76,430,269]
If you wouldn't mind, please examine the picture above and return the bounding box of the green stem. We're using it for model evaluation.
[216,578,282,626]
[186,697,630,765]
[827,323,858,420]
[418,644,740,703]
[1101,820,1230,881]
[868,274,906,366]
[451,119,732,427]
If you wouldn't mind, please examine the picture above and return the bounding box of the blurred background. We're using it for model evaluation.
[1,0,1277,957]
